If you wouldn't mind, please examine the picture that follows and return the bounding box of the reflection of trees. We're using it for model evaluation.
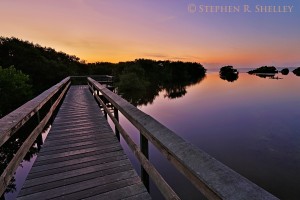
[0,119,44,197]
[251,73,282,80]
[4,177,16,195]
[255,73,276,78]
[164,84,187,99]
[219,66,239,82]
[116,59,206,106]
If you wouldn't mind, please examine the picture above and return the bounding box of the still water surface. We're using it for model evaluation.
[4,72,299,199]
[116,72,300,199]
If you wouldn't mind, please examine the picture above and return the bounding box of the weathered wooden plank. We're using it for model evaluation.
[48,125,103,134]
[85,184,149,200]
[37,138,114,152]
[17,86,151,199]
[123,193,152,200]
[27,156,130,180]
[35,143,121,161]
[18,170,139,200]
[54,114,100,121]
[44,130,113,140]
[28,154,127,178]
[50,120,103,130]
[33,146,122,166]
[53,176,142,200]
[41,132,112,145]
[34,140,117,156]
[44,129,111,140]
[23,161,132,188]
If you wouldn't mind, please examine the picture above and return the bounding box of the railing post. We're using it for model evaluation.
[36,110,43,149]
[103,108,108,119]
[37,111,41,123]
[140,133,150,191]
[50,97,55,122]
[114,107,120,141]
[36,133,43,150]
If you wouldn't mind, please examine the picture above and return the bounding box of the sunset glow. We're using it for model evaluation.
[1,0,299,68]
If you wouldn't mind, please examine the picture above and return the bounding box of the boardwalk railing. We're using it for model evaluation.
[71,75,113,85]
[0,77,71,196]
[87,77,278,200]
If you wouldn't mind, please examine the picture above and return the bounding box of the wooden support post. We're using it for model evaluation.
[140,133,150,192]
[114,107,120,141]
[36,134,43,151]
[104,110,107,119]
[50,98,55,122]
[37,111,41,123]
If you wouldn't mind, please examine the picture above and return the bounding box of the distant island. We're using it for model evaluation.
[248,66,278,74]
[293,67,300,76]
[248,66,300,77]
[219,66,239,82]
[281,68,289,75]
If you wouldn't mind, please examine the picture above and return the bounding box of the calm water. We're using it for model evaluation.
[3,72,300,199]
[116,72,300,199]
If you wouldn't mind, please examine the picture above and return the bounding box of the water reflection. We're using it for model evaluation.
[164,84,187,99]
[135,73,300,200]
[116,61,206,106]
[0,124,50,200]
[251,73,283,80]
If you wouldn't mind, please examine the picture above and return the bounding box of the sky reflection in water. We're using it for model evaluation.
[135,72,300,199]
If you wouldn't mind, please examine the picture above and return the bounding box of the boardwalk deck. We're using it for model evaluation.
[17,86,151,200]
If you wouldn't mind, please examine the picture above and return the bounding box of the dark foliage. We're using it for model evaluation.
[0,37,84,94]
[219,66,239,82]
[248,66,278,74]
[281,68,289,75]
[293,67,300,76]
[0,66,33,117]
[0,37,207,113]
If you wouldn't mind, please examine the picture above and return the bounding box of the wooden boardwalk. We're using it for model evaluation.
[17,86,151,200]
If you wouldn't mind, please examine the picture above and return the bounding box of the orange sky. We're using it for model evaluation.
[1,0,299,68]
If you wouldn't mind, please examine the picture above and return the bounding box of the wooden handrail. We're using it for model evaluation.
[0,77,70,196]
[87,77,278,200]
[89,82,180,200]
[0,77,71,147]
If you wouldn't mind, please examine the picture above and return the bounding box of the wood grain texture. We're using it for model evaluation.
[17,86,151,200]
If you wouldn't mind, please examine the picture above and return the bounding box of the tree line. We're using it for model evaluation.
[0,37,206,116]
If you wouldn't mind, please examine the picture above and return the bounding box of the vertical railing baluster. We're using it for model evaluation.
[50,97,54,122]
[36,110,43,149]
[37,111,41,124]
[140,133,150,191]
[114,107,120,141]
[104,108,108,119]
